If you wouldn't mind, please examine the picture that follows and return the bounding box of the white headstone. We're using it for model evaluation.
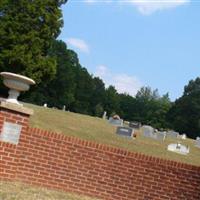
[178,134,186,140]
[102,111,107,120]
[43,103,47,107]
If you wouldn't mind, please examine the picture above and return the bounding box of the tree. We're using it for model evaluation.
[21,40,76,108]
[119,93,137,121]
[71,66,94,114]
[90,77,106,116]
[104,86,120,117]
[136,86,160,101]
[135,87,171,129]
[0,0,68,83]
[167,77,200,139]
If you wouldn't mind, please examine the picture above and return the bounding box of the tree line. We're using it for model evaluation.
[0,0,199,139]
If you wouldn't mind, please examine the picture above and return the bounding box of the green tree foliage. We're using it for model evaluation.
[104,86,120,116]
[72,66,94,114]
[135,87,171,129]
[0,0,67,83]
[22,40,76,109]
[90,77,106,116]
[167,77,200,139]
[119,93,138,121]
[136,86,159,101]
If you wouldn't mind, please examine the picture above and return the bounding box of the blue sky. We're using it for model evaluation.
[59,0,200,101]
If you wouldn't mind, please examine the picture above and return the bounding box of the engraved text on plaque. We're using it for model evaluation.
[0,122,22,144]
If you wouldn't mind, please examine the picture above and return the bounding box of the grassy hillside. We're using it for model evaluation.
[24,103,200,166]
[0,181,99,200]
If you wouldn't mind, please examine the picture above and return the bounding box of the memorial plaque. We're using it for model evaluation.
[0,122,22,144]
[129,121,141,129]
[116,127,134,138]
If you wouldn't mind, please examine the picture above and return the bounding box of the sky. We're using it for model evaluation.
[59,0,200,101]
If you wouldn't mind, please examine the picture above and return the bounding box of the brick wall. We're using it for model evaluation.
[0,106,200,200]
[0,106,29,180]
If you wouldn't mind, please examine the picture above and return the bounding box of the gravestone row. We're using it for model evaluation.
[108,116,200,153]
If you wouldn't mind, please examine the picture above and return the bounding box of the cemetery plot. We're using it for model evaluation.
[167,143,190,155]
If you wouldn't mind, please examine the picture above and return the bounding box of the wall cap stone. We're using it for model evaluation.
[0,100,33,116]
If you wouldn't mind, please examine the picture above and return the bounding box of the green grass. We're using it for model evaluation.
[24,103,200,166]
[0,181,99,200]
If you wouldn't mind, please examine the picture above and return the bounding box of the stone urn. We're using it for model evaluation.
[0,72,35,105]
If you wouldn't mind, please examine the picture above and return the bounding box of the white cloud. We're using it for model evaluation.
[95,65,142,96]
[84,0,190,15]
[95,65,109,77]
[84,0,98,3]
[126,0,190,15]
[84,0,113,3]
[113,74,142,96]
[66,38,90,54]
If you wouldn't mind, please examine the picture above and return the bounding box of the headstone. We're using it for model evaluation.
[154,132,166,141]
[123,120,130,126]
[43,103,47,107]
[142,125,154,138]
[178,134,186,140]
[181,134,186,140]
[167,143,189,155]
[129,121,141,129]
[0,122,22,144]
[166,131,179,138]
[195,137,200,148]
[108,117,123,126]
[116,127,134,138]
[102,111,107,120]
